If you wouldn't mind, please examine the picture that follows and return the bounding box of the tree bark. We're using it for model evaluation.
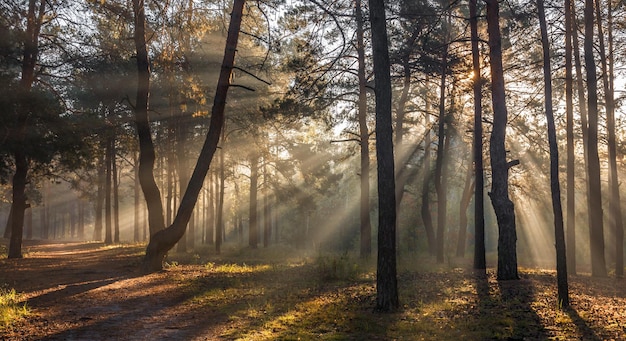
[263,163,270,248]
[485,0,518,280]
[94,145,105,241]
[564,0,576,275]
[457,161,474,258]
[248,154,259,249]
[113,138,120,244]
[369,0,399,312]
[8,0,45,259]
[421,112,435,255]
[216,129,226,254]
[595,0,622,277]
[583,0,607,277]
[434,46,448,264]
[134,150,141,242]
[572,2,590,277]
[470,0,486,271]
[207,172,214,244]
[607,2,623,278]
[538,0,569,307]
[132,0,166,239]
[104,134,113,245]
[78,199,85,240]
[356,0,371,259]
[143,0,245,271]
[176,116,190,253]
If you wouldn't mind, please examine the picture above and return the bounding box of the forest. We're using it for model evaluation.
[1,0,626,339]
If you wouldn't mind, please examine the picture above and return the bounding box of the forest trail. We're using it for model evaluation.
[2,240,626,340]
[0,241,229,340]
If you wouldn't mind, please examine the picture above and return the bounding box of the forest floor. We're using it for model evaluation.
[0,240,625,340]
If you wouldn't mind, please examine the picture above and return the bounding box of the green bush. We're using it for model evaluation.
[315,253,361,281]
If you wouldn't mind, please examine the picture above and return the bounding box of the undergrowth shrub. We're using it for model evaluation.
[315,253,361,281]
[0,287,29,330]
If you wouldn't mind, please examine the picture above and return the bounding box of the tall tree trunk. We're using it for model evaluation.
[421,111,435,255]
[369,0,398,312]
[8,0,45,259]
[207,172,214,244]
[166,122,175,227]
[356,0,371,259]
[457,161,474,257]
[263,163,270,248]
[216,129,226,254]
[104,135,113,245]
[78,199,85,240]
[132,0,166,239]
[607,1,623,278]
[572,3,590,276]
[564,0,576,275]
[248,154,259,249]
[176,117,189,253]
[42,181,49,239]
[143,0,245,271]
[113,138,120,244]
[434,47,449,264]
[485,0,519,280]
[595,0,622,277]
[583,0,607,277]
[538,0,569,307]
[134,150,140,242]
[94,147,105,241]
[470,0,486,271]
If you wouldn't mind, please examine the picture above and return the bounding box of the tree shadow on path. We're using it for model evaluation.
[473,270,550,340]
[566,306,602,341]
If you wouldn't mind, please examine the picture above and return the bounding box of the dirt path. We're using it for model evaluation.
[3,241,626,340]
[1,242,228,340]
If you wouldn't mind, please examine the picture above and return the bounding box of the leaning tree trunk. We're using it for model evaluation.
[356,0,371,259]
[143,0,246,271]
[8,0,45,259]
[132,0,166,238]
[583,0,607,277]
[538,0,569,307]
[369,0,399,312]
[485,0,519,280]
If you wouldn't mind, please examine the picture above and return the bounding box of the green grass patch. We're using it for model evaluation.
[0,287,29,331]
